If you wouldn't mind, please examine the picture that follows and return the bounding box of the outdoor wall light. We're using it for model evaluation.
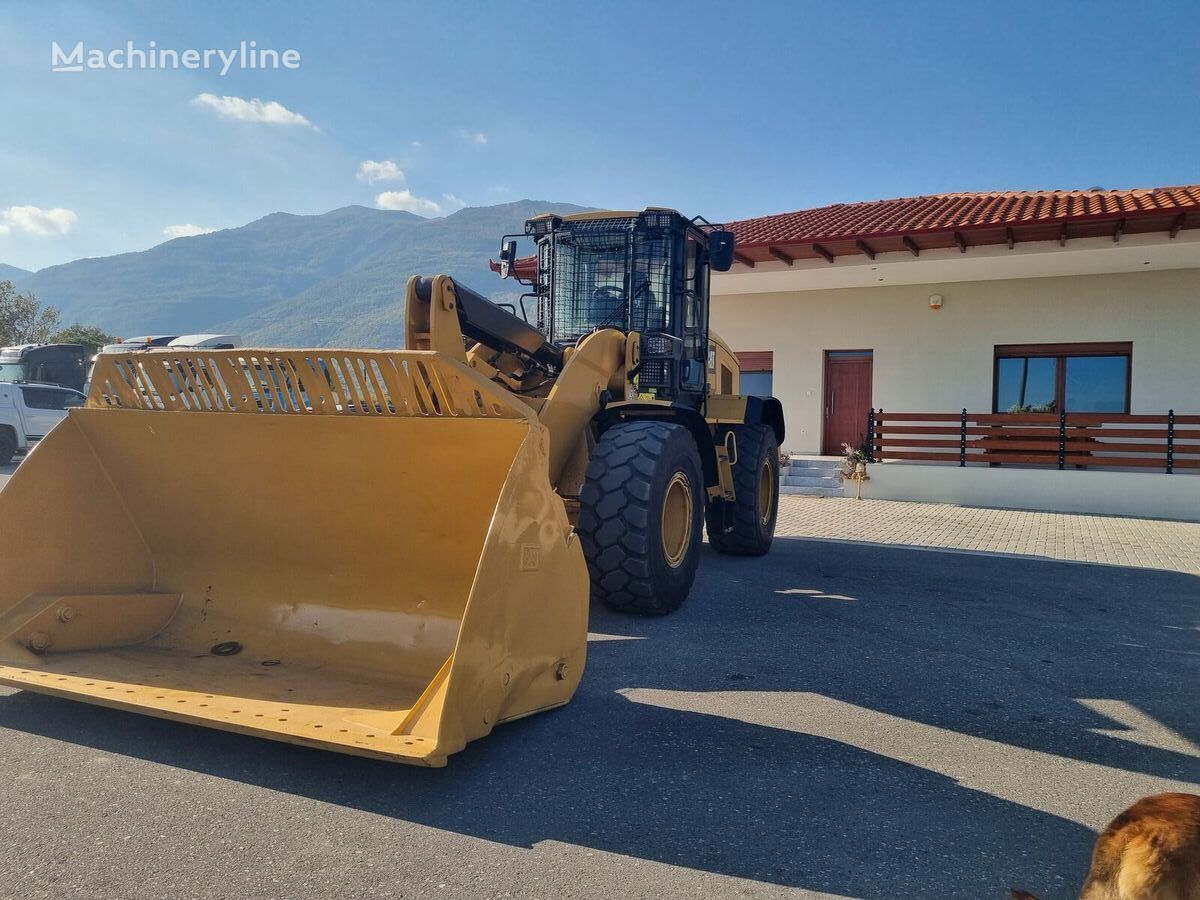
[929,293,944,310]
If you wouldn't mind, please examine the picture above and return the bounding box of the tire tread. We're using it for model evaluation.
[578,421,701,615]
[706,424,778,556]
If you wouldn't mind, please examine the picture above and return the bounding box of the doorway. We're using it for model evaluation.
[822,350,873,456]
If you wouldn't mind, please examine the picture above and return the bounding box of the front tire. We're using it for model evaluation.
[706,424,779,556]
[578,421,704,615]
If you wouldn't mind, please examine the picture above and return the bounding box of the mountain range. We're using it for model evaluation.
[0,263,31,282]
[4,201,588,347]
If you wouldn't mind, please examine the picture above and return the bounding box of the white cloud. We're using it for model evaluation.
[191,93,315,128]
[442,193,468,210]
[356,159,404,184]
[163,224,216,239]
[410,140,423,149]
[375,190,441,216]
[458,129,488,145]
[0,205,78,237]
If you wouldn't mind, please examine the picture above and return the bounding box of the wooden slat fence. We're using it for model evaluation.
[869,410,1200,473]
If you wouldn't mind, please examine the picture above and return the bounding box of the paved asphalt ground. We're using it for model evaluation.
[0,460,1198,898]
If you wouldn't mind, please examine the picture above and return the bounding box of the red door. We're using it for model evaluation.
[822,351,873,456]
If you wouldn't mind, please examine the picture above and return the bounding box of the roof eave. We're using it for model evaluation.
[732,206,1193,252]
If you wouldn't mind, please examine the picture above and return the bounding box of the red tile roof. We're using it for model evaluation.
[489,256,536,281]
[728,186,1200,248]
[726,185,1199,265]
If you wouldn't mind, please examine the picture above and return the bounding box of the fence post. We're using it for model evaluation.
[960,408,968,467]
[866,408,876,463]
[1167,409,1175,474]
[1057,412,1067,470]
[875,408,883,461]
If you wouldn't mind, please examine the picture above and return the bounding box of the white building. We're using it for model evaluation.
[711,186,1200,520]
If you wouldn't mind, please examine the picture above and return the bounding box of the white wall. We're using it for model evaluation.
[861,461,1200,522]
[711,268,1200,455]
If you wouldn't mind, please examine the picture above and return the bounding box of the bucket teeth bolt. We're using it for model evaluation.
[28,632,52,652]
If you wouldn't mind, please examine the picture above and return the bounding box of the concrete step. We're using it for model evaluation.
[784,465,842,478]
[777,458,844,501]
[781,474,842,488]
[780,485,844,497]
[777,456,846,496]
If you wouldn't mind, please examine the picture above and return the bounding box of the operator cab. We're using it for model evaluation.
[500,208,735,406]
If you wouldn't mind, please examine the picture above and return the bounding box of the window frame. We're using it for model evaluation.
[734,350,774,399]
[20,386,57,410]
[20,386,85,411]
[992,342,1132,414]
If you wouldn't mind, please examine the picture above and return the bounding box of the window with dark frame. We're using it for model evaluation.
[735,351,774,397]
[20,386,85,410]
[993,342,1131,414]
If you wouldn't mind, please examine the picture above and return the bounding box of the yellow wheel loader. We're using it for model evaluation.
[0,208,783,766]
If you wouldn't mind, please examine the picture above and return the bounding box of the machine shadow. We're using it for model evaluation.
[0,673,1091,898]
[752,537,1200,781]
[0,539,1194,895]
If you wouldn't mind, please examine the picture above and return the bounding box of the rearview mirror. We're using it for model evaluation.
[707,231,736,272]
[498,239,518,278]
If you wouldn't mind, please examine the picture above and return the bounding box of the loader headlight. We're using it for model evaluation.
[642,212,673,229]
[641,333,680,358]
[526,215,559,238]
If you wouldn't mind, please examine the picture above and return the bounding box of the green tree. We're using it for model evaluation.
[0,280,61,345]
[51,323,117,356]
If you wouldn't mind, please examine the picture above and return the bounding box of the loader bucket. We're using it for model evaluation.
[0,349,589,766]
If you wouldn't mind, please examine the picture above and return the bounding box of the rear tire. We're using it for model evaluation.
[578,421,704,615]
[706,424,779,556]
[0,428,16,466]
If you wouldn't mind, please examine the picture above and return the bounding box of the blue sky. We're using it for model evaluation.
[1,0,1197,271]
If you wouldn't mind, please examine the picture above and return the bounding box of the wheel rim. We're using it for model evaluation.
[661,471,694,568]
[758,458,776,526]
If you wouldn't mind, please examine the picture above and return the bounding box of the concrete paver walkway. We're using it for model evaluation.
[774,495,1200,574]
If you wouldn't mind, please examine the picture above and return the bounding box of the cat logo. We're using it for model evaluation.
[520,545,541,571]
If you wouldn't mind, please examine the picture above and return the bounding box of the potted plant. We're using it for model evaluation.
[838,442,869,480]
[839,442,871,500]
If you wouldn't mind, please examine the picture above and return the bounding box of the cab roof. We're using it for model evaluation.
[528,207,682,223]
